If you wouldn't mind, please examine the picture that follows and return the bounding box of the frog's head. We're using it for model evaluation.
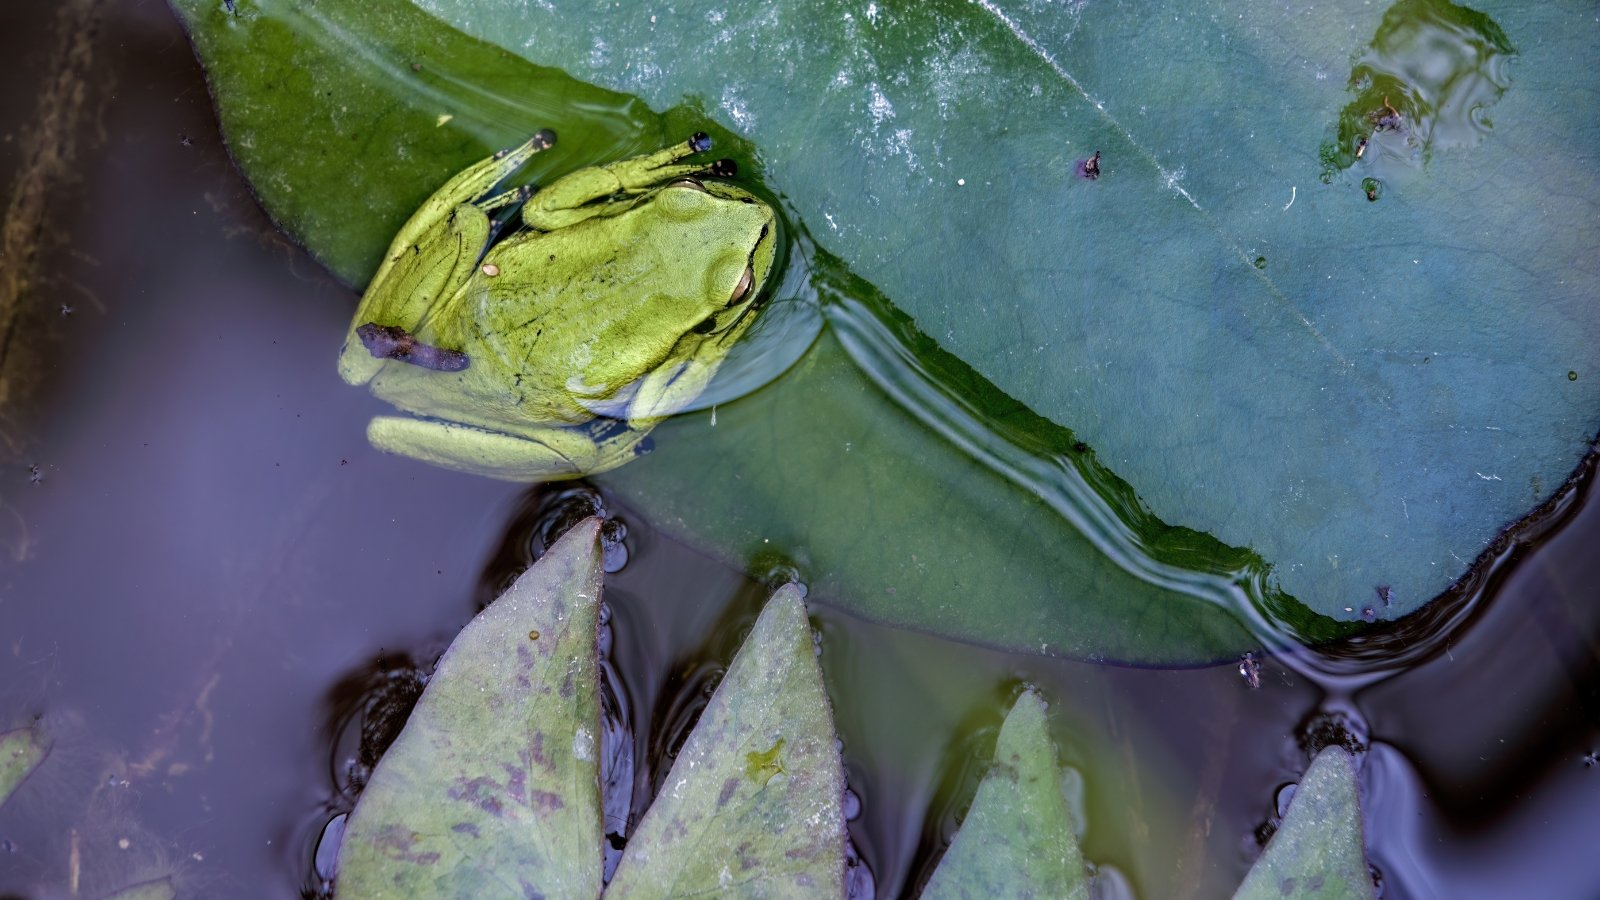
[568,172,780,421]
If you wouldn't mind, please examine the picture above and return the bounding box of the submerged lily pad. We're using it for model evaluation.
[1234,747,1374,900]
[922,690,1089,900]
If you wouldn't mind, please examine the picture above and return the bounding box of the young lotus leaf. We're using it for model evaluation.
[921,690,1089,900]
[1233,747,1374,900]
[607,584,845,897]
[0,724,50,808]
[334,522,843,897]
[337,518,606,899]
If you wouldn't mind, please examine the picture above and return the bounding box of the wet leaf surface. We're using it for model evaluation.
[921,690,1089,900]
[169,0,1600,659]
[1233,747,1374,900]
[410,0,1600,626]
[337,519,606,898]
[608,584,845,897]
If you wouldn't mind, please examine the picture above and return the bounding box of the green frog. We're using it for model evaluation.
[338,131,778,480]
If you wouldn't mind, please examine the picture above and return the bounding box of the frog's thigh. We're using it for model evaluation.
[368,416,639,482]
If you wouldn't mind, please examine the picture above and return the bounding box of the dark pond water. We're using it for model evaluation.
[0,2,1596,898]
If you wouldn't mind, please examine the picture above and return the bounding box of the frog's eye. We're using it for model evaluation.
[668,178,707,193]
[727,266,755,307]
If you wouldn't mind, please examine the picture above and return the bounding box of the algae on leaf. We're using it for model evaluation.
[335,522,845,897]
[607,585,846,898]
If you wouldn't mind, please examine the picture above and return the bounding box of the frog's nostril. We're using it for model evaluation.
[692,315,718,335]
[690,132,712,153]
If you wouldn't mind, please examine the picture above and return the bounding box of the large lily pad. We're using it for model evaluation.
[409,0,1600,618]
[170,0,1600,660]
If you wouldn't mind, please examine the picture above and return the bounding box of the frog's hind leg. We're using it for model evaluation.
[522,133,736,232]
[373,130,555,288]
[339,132,555,386]
[367,415,645,481]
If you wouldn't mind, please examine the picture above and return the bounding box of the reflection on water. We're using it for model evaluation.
[1322,0,1516,182]
[819,252,1324,652]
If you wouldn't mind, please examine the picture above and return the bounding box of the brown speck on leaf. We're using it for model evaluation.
[528,629,540,640]
[718,777,740,809]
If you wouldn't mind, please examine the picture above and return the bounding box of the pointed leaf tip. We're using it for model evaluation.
[0,724,51,809]
[1233,746,1374,900]
[923,689,1089,900]
[337,515,606,899]
[608,584,845,898]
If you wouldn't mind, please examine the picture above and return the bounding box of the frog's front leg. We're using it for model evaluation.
[338,132,554,385]
[366,415,652,481]
[522,133,736,232]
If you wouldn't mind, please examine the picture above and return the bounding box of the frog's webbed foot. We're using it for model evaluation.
[367,415,651,482]
[522,133,737,232]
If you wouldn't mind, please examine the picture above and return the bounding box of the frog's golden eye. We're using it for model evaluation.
[728,266,755,306]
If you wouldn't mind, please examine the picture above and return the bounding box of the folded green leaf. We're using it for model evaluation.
[1233,747,1374,900]
[0,724,50,809]
[922,690,1089,900]
[337,518,606,899]
[608,584,845,898]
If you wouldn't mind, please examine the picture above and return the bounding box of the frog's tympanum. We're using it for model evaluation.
[339,131,778,480]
